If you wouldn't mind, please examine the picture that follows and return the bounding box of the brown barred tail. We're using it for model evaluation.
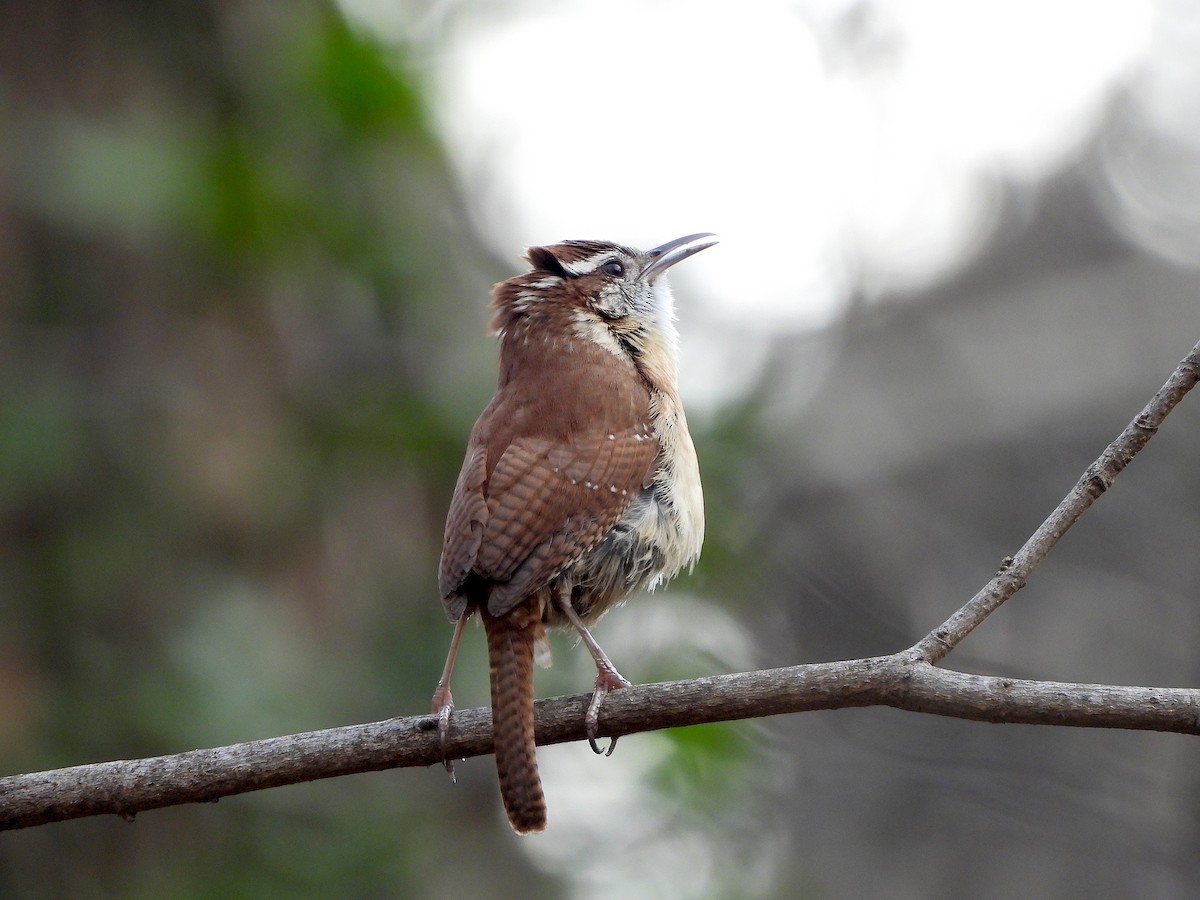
[482,609,546,834]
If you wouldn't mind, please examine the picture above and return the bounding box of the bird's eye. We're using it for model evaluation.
[599,259,625,277]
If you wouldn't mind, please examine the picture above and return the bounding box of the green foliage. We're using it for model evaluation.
[0,392,82,505]
[651,721,751,812]
[0,1,489,892]
[307,9,426,136]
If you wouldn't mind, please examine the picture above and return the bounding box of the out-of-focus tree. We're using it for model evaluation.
[0,2,554,895]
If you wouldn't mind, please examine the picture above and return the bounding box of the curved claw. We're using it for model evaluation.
[588,733,620,756]
[585,669,631,756]
[432,687,456,782]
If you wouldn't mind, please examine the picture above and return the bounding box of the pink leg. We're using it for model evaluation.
[431,614,469,780]
[552,591,631,756]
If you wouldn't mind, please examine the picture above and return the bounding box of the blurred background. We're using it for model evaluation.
[2,0,1200,897]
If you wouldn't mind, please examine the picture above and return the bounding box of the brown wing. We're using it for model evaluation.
[438,442,490,619]
[439,349,658,622]
[477,422,657,615]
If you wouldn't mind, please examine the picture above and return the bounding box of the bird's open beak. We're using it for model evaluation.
[643,233,718,281]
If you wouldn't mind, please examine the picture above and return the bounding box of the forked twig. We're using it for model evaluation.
[910,339,1200,663]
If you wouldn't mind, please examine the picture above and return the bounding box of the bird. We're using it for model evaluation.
[431,233,715,834]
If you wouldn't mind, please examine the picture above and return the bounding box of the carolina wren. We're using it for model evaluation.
[432,233,715,833]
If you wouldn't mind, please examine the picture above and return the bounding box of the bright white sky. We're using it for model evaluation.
[340,0,1154,405]
[344,0,1150,324]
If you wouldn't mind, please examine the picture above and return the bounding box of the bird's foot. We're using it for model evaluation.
[586,665,632,756]
[431,685,456,782]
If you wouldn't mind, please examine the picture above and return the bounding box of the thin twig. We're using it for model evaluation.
[909,339,1200,663]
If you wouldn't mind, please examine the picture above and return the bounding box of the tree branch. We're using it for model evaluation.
[3,339,1199,832]
[3,657,1199,831]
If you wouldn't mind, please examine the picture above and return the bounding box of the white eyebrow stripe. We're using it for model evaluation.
[564,252,607,275]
